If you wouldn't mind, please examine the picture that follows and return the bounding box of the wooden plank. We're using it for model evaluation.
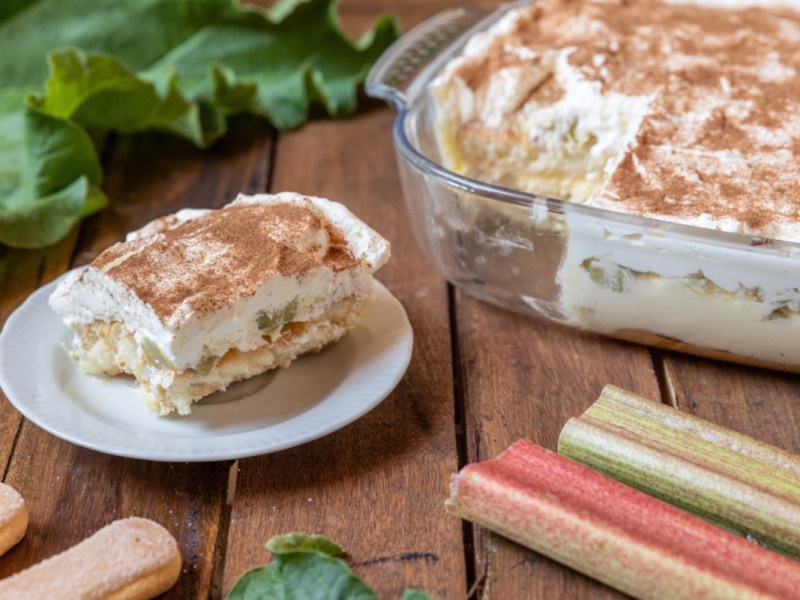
[222,92,466,600]
[0,117,273,599]
[456,294,663,598]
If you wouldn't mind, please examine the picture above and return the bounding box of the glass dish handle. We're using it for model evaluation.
[365,5,499,110]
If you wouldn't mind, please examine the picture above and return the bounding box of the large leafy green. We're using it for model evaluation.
[226,533,436,600]
[0,0,399,248]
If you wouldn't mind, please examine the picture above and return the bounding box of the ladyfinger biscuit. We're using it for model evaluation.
[0,483,27,556]
[0,517,181,599]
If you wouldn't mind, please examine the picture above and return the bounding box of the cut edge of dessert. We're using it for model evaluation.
[49,192,391,416]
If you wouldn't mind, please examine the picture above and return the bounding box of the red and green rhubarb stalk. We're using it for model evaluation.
[447,439,800,600]
[557,384,800,559]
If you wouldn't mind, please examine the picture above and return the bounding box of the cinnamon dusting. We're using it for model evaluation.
[93,201,360,324]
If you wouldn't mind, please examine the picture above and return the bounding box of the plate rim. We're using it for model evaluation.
[0,274,412,462]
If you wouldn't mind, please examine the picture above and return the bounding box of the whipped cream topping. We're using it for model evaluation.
[432,0,800,242]
[50,192,391,370]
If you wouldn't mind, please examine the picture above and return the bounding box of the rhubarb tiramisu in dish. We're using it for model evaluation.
[370,0,800,370]
[49,192,390,415]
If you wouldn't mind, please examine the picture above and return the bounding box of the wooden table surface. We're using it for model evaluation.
[1,1,799,598]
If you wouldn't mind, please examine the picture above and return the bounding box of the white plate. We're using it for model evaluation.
[0,277,412,462]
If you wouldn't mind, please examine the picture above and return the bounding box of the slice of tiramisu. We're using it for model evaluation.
[49,192,391,415]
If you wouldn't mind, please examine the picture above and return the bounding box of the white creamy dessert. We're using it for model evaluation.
[49,192,391,414]
[430,0,800,369]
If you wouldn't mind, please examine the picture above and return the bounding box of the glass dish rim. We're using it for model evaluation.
[378,2,800,258]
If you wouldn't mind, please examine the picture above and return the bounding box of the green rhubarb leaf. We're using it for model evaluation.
[0,89,30,201]
[266,532,344,557]
[29,49,207,145]
[0,101,107,248]
[24,101,103,197]
[226,533,376,600]
[0,1,233,87]
[0,0,30,22]
[227,533,437,600]
[0,0,400,249]
[150,0,400,128]
[401,590,437,600]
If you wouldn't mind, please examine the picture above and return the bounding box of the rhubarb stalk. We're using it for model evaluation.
[557,385,800,558]
[447,439,800,599]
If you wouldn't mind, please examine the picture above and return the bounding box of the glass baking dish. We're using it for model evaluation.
[366,2,800,372]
